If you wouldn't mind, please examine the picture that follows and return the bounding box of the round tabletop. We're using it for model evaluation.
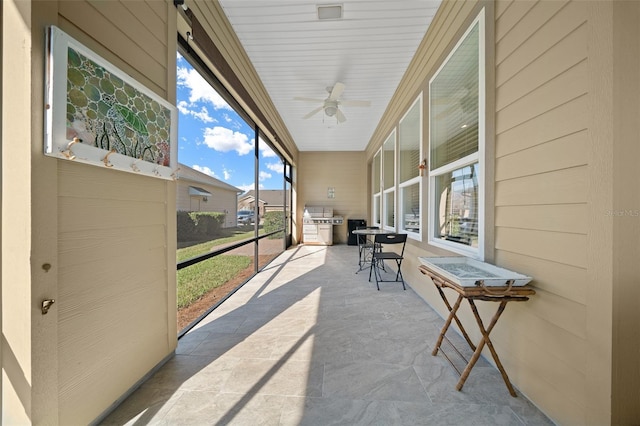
[352,228,392,235]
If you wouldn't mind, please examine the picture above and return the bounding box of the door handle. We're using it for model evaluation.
[41,299,55,315]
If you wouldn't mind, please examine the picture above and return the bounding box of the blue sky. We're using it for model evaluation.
[176,53,284,192]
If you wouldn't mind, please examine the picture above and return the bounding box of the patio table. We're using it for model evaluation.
[352,228,391,273]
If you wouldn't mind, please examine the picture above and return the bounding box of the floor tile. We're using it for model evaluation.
[100,244,553,426]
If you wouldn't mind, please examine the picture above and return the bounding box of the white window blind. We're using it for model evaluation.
[430,22,479,171]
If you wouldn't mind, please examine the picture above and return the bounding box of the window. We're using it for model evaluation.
[372,149,381,226]
[176,39,291,335]
[398,94,422,238]
[428,9,484,258]
[382,130,396,230]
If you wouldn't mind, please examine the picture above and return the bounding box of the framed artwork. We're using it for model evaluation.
[44,26,178,179]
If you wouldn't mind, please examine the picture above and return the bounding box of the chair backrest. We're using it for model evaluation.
[374,233,407,256]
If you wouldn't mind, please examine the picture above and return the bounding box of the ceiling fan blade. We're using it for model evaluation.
[336,108,347,123]
[340,100,371,107]
[303,106,324,119]
[328,82,345,101]
[294,96,325,103]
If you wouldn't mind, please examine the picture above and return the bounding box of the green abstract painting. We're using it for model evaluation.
[65,46,172,166]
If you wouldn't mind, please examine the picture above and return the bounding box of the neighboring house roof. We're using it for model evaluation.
[177,162,242,193]
[239,189,287,207]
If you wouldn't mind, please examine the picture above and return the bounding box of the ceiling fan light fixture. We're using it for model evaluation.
[317,4,342,20]
[324,101,338,117]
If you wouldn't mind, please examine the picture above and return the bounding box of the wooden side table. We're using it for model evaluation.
[418,263,535,397]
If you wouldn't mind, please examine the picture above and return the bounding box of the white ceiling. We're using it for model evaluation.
[218,1,442,152]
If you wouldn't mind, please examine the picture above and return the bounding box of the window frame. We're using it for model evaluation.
[398,93,423,240]
[372,148,382,227]
[382,130,397,231]
[427,8,485,260]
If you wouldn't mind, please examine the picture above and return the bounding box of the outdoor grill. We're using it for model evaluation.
[302,206,344,245]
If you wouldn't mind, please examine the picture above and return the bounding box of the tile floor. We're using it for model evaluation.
[100,244,553,426]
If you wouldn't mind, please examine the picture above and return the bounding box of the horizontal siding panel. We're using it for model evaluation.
[495,227,587,268]
[496,60,587,134]
[496,0,587,86]
[59,329,168,422]
[497,23,587,110]
[501,347,586,425]
[495,249,587,304]
[492,324,587,420]
[495,0,537,41]
[59,1,167,95]
[58,197,166,232]
[58,226,167,266]
[491,326,586,410]
[58,272,168,410]
[494,0,513,20]
[57,249,166,333]
[495,130,587,180]
[523,287,586,338]
[59,162,167,202]
[495,203,587,234]
[496,0,566,58]
[90,0,167,57]
[496,95,587,157]
[495,166,587,206]
[143,0,169,23]
[121,1,168,40]
[492,299,587,368]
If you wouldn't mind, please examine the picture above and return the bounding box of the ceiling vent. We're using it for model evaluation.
[317,4,342,20]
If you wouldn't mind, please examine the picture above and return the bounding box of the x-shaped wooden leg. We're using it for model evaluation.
[457,299,517,397]
[432,287,476,356]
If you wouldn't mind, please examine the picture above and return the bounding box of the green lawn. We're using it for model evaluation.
[177,227,255,262]
[177,227,255,310]
[177,255,251,309]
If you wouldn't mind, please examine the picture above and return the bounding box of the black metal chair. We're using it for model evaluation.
[368,233,407,290]
[356,226,379,271]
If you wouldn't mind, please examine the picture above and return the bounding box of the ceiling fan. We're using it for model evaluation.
[294,82,370,123]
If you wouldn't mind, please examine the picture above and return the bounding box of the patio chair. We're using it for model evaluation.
[368,233,407,290]
[356,226,380,270]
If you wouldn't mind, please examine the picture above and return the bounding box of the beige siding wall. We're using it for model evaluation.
[51,1,176,423]
[176,182,237,227]
[610,1,640,423]
[57,164,174,423]
[366,0,638,424]
[298,152,368,244]
[493,2,591,423]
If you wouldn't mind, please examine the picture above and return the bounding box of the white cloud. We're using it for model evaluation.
[260,142,277,158]
[266,162,284,174]
[202,126,253,155]
[177,65,231,110]
[223,168,231,180]
[259,171,272,181]
[237,183,255,192]
[177,101,214,123]
[192,106,214,123]
[192,164,219,179]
